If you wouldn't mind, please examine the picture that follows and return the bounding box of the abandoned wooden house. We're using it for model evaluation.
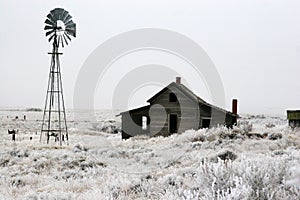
[287,110,300,128]
[120,77,238,139]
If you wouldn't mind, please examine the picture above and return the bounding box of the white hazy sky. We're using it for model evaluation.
[0,0,299,115]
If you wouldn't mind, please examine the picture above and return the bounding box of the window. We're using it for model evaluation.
[142,116,147,130]
[169,92,177,102]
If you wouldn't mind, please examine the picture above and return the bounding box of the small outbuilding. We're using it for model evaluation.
[120,77,238,139]
[287,110,300,128]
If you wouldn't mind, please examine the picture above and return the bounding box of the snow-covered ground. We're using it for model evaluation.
[0,109,299,199]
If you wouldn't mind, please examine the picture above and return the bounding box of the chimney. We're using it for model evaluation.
[176,77,181,84]
[232,99,238,115]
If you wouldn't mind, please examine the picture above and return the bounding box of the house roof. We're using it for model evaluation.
[147,82,206,103]
[119,105,150,115]
[120,82,236,116]
[147,82,236,116]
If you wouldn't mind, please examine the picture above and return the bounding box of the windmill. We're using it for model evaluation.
[40,8,76,145]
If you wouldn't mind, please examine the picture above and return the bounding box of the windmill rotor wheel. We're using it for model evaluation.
[44,8,76,48]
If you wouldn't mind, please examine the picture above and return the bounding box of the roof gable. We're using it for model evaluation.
[147,82,236,116]
[147,82,206,103]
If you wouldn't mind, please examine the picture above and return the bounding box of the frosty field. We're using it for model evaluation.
[0,109,299,199]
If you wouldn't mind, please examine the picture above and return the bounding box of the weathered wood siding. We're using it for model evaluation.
[149,85,198,136]
[210,108,228,127]
[287,110,300,120]
[198,104,236,128]
[287,110,300,128]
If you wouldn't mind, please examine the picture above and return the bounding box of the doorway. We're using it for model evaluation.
[202,118,211,128]
[169,114,178,134]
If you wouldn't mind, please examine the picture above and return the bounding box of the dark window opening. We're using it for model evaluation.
[169,92,177,102]
[202,118,210,128]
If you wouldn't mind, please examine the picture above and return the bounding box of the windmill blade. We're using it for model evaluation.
[55,8,65,14]
[46,13,56,23]
[48,34,55,42]
[65,22,76,37]
[45,18,55,26]
[45,29,55,37]
[64,32,72,41]
[56,9,65,21]
[62,12,70,23]
[65,23,76,29]
[51,8,65,21]
[63,14,72,24]
[44,25,54,30]
[60,36,65,48]
[65,28,76,37]
[65,27,76,32]
[50,8,57,15]
[53,14,61,22]
[50,9,59,21]
[63,34,69,46]
[61,10,69,22]
[65,20,75,27]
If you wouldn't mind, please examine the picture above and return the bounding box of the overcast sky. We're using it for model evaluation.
[0,0,299,115]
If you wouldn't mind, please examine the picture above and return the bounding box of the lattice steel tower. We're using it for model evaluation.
[41,8,76,145]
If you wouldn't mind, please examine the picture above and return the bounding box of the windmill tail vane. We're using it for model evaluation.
[40,8,76,145]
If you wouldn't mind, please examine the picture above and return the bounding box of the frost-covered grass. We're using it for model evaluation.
[0,109,299,199]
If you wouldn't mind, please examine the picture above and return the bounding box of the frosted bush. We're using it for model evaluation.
[268,132,282,140]
[73,143,88,153]
[90,120,121,133]
[33,157,54,171]
[210,149,237,162]
[0,155,10,167]
[265,122,276,128]
[237,121,253,134]
[193,158,299,199]
[160,174,183,187]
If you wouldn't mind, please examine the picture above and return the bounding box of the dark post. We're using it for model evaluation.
[232,99,238,124]
[176,77,181,84]
[232,99,238,115]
